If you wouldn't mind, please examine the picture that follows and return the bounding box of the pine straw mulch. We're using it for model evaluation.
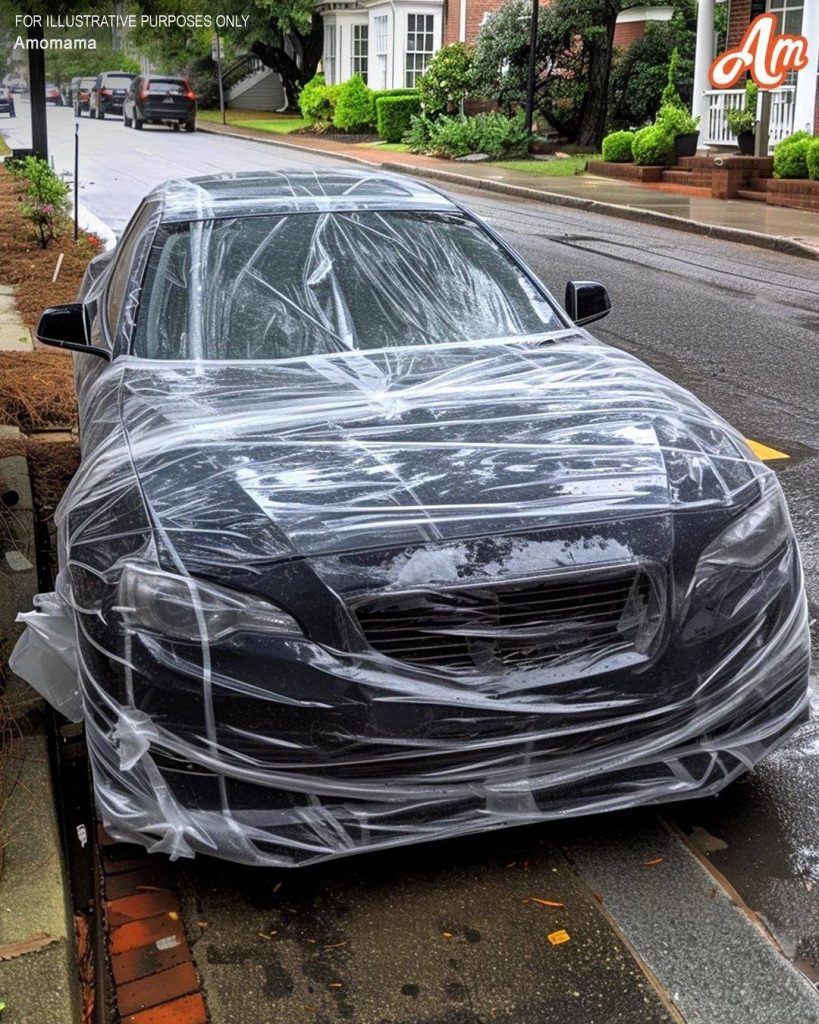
[0,349,78,433]
[0,164,96,335]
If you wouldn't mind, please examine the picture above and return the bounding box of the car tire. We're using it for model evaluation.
[134,116,143,130]
[123,113,131,127]
[172,123,180,132]
[89,107,96,119]
[98,108,105,120]
[185,121,195,132]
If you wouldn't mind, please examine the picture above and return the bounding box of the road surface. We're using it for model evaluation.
[4,100,819,1022]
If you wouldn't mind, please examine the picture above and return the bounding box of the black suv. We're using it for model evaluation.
[90,71,135,119]
[124,75,196,132]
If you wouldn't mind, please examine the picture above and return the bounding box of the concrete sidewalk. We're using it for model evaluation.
[197,121,819,258]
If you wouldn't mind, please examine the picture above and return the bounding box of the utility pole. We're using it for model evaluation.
[28,21,48,161]
[213,34,226,125]
[524,0,539,133]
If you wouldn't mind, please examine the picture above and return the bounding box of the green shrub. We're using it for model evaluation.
[659,47,685,109]
[632,124,674,165]
[773,131,813,179]
[412,110,530,159]
[726,79,758,136]
[14,156,70,248]
[333,73,376,132]
[299,74,340,124]
[601,130,635,163]
[807,138,819,181]
[655,104,699,137]
[417,42,475,114]
[376,94,422,142]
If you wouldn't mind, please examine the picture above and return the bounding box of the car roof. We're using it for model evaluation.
[147,170,458,222]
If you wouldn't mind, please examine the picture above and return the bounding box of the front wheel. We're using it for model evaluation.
[123,113,131,127]
[185,120,195,132]
[98,108,105,120]
[89,108,96,119]
[134,116,143,130]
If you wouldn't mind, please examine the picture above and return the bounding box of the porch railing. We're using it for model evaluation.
[701,86,796,149]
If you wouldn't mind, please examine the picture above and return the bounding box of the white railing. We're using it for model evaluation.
[702,86,796,149]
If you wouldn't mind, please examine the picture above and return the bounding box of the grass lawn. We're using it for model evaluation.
[490,154,600,176]
[198,109,307,133]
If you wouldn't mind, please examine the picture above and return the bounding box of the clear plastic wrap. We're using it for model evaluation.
[10,171,811,866]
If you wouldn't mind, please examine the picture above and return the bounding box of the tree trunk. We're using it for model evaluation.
[250,15,323,111]
[574,15,618,147]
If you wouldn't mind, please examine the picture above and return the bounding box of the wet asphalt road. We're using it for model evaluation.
[4,101,819,1020]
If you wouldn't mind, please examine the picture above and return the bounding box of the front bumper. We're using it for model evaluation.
[81,580,810,867]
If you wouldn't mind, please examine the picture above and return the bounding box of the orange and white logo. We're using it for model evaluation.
[709,13,809,89]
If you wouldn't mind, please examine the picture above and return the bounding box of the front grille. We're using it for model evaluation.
[352,565,661,674]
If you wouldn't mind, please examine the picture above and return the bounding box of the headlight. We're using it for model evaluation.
[695,481,792,577]
[115,564,303,643]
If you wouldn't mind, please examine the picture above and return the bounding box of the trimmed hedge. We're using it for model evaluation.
[601,130,634,163]
[333,73,376,132]
[773,131,813,179]
[807,138,819,181]
[632,124,674,166]
[376,94,422,142]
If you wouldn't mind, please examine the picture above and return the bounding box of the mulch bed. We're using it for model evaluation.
[0,165,96,335]
[292,127,381,145]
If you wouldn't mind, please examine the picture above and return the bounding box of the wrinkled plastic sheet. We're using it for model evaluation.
[9,173,812,866]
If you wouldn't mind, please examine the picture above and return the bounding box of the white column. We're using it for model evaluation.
[793,0,818,134]
[691,0,716,135]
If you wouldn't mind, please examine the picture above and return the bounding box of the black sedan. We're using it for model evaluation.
[0,87,14,117]
[13,170,810,868]
[123,75,196,131]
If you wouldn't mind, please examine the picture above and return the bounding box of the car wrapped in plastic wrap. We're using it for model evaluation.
[11,171,811,867]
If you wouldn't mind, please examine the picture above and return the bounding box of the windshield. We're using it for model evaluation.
[132,210,559,360]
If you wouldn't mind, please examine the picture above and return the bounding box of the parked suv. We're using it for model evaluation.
[72,76,96,117]
[45,82,64,106]
[123,75,196,131]
[90,72,135,119]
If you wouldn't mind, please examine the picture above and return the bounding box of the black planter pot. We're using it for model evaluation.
[674,131,699,158]
[737,131,755,155]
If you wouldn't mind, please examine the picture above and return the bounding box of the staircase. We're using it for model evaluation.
[222,53,287,111]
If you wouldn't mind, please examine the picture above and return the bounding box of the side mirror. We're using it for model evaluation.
[36,304,110,360]
[565,281,611,326]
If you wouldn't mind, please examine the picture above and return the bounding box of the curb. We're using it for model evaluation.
[77,203,117,251]
[197,124,819,261]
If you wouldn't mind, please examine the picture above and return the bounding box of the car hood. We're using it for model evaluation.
[105,332,759,569]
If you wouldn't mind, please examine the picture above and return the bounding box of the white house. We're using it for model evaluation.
[691,0,819,148]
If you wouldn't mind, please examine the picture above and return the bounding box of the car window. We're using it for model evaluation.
[133,211,559,360]
[147,79,187,94]
[105,74,133,86]
[105,203,158,341]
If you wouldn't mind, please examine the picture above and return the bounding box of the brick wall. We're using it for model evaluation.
[727,0,751,47]
[444,0,527,46]
[613,20,645,48]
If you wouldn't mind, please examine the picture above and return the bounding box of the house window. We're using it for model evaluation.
[766,0,803,84]
[353,24,369,83]
[374,15,388,89]
[405,13,434,87]
[323,24,336,84]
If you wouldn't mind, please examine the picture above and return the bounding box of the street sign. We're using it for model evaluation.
[211,34,221,62]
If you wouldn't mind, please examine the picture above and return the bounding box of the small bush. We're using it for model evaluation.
[406,113,435,151]
[299,74,339,124]
[376,94,422,142]
[417,42,475,115]
[773,132,813,179]
[660,47,685,109]
[806,138,819,181]
[632,124,674,165]
[655,104,699,137]
[601,130,634,163]
[418,111,530,159]
[333,74,376,132]
[14,156,70,248]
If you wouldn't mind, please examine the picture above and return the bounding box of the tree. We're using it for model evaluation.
[475,0,648,146]
[45,37,140,86]
[418,43,475,114]
[134,0,321,110]
[608,0,695,130]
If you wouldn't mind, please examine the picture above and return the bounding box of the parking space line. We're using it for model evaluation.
[745,438,790,461]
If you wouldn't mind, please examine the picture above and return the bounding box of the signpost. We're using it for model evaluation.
[212,34,226,126]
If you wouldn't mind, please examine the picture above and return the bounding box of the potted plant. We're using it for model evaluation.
[657,105,701,158]
[726,81,758,155]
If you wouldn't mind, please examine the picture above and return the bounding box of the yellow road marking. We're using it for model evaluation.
[745,439,790,461]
